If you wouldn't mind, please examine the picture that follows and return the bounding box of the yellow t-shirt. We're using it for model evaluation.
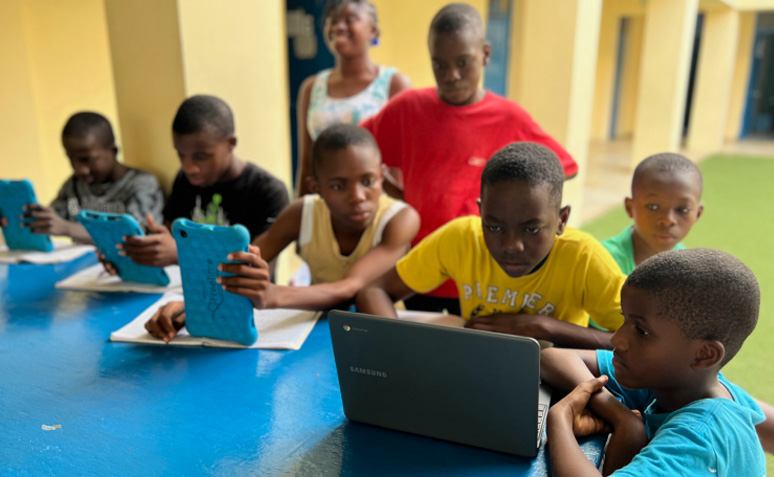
[396,216,625,330]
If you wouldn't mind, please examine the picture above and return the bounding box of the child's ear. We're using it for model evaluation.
[556,205,571,235]
[227,134,237,151]
[482,42,492,66]
[696,203,704,220]
[476,198,482,216]
[624,197,634,218]
[692,340,725,370]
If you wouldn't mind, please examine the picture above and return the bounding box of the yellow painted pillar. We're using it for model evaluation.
[726,12,757,140]
[631,0,699,165]
[687,8,739,152]
[615,16,644,138]
[590,4,620,141]
[513,0,604,226]
[104,0,186,192]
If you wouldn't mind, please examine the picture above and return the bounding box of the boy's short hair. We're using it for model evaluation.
[172,95,234,140]
[632,152,703,194]
[481,142,564,207]
[311,124,380,177]
[324,0,378,27]
[429,3,483,37]
[626,248,759,366]
[62,112,115,149]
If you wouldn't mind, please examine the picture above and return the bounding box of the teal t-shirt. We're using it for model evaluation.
[600,225,686,275]
[597,350,766,476]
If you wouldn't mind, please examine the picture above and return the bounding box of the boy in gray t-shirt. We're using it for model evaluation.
[1,112,164,243]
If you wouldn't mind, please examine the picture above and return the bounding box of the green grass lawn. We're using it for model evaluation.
[581,153,774,472]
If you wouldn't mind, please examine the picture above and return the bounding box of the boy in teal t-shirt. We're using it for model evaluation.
[543,249,765,476]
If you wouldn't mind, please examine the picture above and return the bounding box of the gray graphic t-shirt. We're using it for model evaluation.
[51,168,164,226]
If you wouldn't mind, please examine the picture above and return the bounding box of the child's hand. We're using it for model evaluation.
[550,375,610,437]
[0,216,7,227]
[217,245,274,309]
[96,250,118,276]
[22,204,70,236]
[465,313,547,336]
[119,214,177,267]
[144,301,186,343]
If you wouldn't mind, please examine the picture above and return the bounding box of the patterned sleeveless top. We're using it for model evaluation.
[306,65,396,140]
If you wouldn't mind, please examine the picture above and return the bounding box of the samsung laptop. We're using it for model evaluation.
[328,311,551,457]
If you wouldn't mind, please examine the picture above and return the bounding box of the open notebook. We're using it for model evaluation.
[0,241,94,264]
[56,263,183,294]
[110,293,321,350]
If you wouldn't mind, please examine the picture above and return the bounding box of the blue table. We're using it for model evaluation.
[1,254,605,475]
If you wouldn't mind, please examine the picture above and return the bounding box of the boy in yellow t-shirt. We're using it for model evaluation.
[356,142,626,349]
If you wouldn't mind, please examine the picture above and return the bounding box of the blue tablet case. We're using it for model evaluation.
[0,179,54,252]
[77,211,170,286]
[172,219,257,346]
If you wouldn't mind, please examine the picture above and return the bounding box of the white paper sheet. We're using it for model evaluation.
[55,263,183,294]
[0,241,95,264]
[110,293,321,350]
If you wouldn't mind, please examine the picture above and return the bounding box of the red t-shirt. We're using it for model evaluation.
[361,88,577,298]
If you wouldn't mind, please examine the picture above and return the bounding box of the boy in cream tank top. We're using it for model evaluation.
[144,124,419,341]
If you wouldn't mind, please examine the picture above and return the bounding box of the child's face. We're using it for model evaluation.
[428,28,490,106]
[478,180,569,278]
[612,284,700,390]
[173,129,236,188]
[310,145,383,231]
[625,170,703,253]
[62,134,118,185]
[323,2,376,56]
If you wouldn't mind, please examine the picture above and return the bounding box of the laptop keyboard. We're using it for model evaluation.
[537,403,548,445]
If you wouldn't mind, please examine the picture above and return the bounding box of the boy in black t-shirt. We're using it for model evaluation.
[117,95,289,267]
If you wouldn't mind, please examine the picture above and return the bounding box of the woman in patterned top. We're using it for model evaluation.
[295,0,411,197]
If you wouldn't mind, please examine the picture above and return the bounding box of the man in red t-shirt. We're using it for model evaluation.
[361,3,576,314]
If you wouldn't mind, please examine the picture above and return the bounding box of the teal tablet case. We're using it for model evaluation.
[0,179,54,252]
[77,211,170,286]
[172,218,257,346]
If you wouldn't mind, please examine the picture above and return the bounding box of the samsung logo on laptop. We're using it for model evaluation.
[350,366,387,378]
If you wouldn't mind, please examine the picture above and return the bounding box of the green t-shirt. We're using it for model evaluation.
[601,225,686,275]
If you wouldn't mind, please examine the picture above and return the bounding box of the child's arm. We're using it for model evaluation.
[542,348,648,474]
[756,398,774,454]
[547,376,609,477]
[221,206,421,311]
[294,77,315,198]
[355,267,417,318]
[23,204,92,243]
[119,215,178,267]
[467,313,613,349]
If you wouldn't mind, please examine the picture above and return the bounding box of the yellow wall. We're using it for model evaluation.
[176,0,291,189]
[726,11,756,139]
[0,0,119,204]
[370,0,487,89]
[104,0,186,192]
[0,0,45,193]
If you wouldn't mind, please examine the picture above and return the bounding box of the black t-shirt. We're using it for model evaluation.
[163,162,289,239]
